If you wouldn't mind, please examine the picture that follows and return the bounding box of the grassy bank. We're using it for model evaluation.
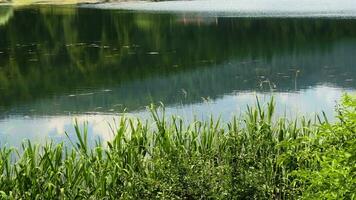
[0,0,149,6]
[0,0,99,5]
[0,95,355,199]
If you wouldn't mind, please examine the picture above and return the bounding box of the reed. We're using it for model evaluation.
[0,95,355,199]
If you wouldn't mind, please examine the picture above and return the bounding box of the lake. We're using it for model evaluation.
[0,5,355,146]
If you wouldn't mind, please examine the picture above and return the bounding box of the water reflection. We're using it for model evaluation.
[89,0,356,18]
[0,6,13,26]
[0,6,355,146]
[0,86,350,147]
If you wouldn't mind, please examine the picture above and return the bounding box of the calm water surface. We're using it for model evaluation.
[0,5,355,146]
[93,0,356,17]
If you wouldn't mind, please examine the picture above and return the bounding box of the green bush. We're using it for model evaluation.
[279,94,356,199]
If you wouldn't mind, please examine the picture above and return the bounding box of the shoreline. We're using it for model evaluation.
[0,0,144,6]
[2,0,356,18]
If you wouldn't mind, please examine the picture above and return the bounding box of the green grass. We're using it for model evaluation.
[0,95,355,199]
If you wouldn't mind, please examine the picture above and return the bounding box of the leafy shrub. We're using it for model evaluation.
[280,94,356,199]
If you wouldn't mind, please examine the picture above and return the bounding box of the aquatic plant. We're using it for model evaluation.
[0,95,355,199]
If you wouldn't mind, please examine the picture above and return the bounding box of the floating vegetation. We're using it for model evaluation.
[0,95,355,199]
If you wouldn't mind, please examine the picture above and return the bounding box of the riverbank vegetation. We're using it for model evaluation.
[0,0,100,6]
[0,0,157,6]
[0,94,355,199]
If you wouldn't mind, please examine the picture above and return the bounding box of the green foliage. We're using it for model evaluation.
[279,94,356,199]
[0,95,355,199]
